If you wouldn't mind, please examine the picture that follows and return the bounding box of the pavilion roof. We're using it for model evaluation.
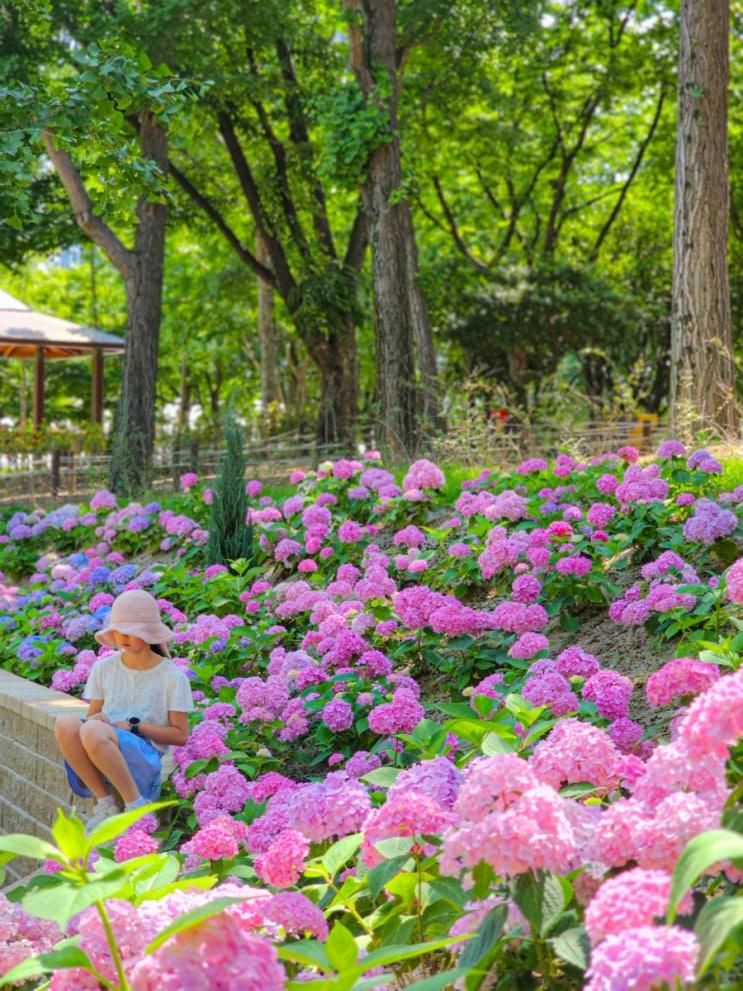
[0,289,126,359]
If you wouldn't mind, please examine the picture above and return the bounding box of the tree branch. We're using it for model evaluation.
[344,202,369,271]
[41,129,135,280]
[247,48,313,265]
[590,83,667,260]
[168,161,276,285]
[431,174,489,271]
[276,37,337,257]
[217,108,296,298]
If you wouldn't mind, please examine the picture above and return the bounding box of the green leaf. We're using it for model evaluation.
[669,830,743,921]
[22,868,129,928]
[695,896,743,974]
[549,926,590,970]
[277,939,332,973]
[481,732,515,755]
[322,833,362,878]
[147,896,246,953]
[0,835,63,863]
[363,936,465,970]
[403,970,469,991]
[0,943,92,985]
[512,872,566,935]
[361,767,401,788]
[87,801,175,850]
[559,782,596,799]
[51,809,86,861]
[326,921,359,971]
[458,904,507,968]
[367,854,411,898]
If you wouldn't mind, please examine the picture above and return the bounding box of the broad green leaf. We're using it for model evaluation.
[326,922,359,971]
[481,732,515,755]
[549,926,590,970]
[87,801,176,850]
[147,897,246,952]
[361,767,402,788]
[363,936,466,970]
[403,970,469,991]
[458,904,507,968]
[277,939,333,973]
[0,835,63,863]
[373,837,414,859]
[51,809,86,861]
[0,943,92,985]
[22,868,129,928]
[669,830,743,920]
[367,854,411,898]
[695,896,743,974]
[322,833,362,877]
[350,976,395,990]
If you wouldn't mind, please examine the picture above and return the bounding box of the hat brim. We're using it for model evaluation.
[95,621,174,648]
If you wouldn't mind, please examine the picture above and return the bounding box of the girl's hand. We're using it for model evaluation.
[112,720,130,730]
[87,712,110,723]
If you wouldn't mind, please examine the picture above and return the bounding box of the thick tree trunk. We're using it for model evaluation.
[110,113,168,494]
[256,234,283,411]
[348,0,439,458]
[671,0,737,436]
[304,315,358,447]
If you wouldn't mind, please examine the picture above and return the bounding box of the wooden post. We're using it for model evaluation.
[50,449,61,498]
[33,347,45,428]
[91,349,104,423]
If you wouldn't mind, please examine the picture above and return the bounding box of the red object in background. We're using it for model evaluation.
[488,407,510,424]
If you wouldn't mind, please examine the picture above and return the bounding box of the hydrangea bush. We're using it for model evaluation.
[1,445,743,990]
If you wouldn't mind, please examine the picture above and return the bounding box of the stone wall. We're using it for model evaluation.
[0,670,93,884]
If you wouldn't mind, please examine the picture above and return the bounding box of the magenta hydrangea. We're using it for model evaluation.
[585,925,698,991]
[646,657,720,708]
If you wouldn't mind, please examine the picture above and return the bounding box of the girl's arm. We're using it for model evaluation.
[113,711,189,747]
[86,699,106,719]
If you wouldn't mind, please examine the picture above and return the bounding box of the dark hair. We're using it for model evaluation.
[150,644,166,656]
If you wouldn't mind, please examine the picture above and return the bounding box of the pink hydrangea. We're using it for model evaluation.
[403,459,445,491]
[368,690,424,735]
[264,892,328,940]
[322,698,354,732]
[179,472,199,491]
[582,670,633,720]
[254,829,309,888]
[585,869,675,945]
[677,666,743,759]
[114,829,159,863]
[646,658,720,708]
[555,645,600,679]
[509,632,549,659]
[388,757,463,808]
[455,754,540,821]
[530,719,622,791]
[338,520,365,543]
[585,925,698,991]
[441,785,577,878]
[725,558,743,604]
[363,791,458,847]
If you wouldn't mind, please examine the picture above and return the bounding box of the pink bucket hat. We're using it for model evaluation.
[95,589,173,648]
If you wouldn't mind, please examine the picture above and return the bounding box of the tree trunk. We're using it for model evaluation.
[110,113,168,494]
[348,0,440,459]
[256,234,283,412]
[307,315,359,448]
[671,0,737,436]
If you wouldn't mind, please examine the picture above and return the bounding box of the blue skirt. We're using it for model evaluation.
[65,725,162,802]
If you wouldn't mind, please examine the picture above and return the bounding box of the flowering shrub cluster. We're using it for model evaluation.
[1,444,743,990]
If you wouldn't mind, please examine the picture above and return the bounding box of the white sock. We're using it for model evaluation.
[124,797,147,811]
[95,795,116,808]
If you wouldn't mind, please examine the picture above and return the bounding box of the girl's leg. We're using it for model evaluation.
[55,716,110,800]
[78,721,140,804]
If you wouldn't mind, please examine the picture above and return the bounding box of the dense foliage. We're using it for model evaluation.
[0,443,742,989]
[2,0,743,438]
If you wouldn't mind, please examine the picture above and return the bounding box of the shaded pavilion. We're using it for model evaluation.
[0,289,126,428]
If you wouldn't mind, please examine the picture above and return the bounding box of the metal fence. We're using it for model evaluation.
[0,416,665,507]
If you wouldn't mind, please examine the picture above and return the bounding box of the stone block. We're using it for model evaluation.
[0,731,37,782]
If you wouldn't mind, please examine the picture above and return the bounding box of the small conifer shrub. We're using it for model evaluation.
[206,415,254,568]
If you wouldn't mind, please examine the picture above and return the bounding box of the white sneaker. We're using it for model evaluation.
[84,797,118,834]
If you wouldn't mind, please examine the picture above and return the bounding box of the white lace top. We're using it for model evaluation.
[83,652,194,753]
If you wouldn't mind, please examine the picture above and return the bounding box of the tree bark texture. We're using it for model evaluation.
[110,112,168,494]
[306,314,358,447]
[256,234,283,411]
[671,0,737,436]
[347,0,440,458]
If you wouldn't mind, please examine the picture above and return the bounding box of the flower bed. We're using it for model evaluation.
[0,445,742,990]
